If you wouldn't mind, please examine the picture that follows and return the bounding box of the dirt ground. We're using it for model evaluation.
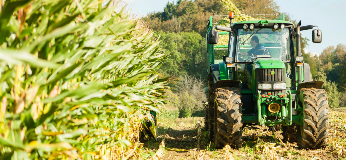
[139,108,346,160]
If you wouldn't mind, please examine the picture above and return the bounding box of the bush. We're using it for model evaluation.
[165,75,207,118]
[315,68,341,108]
[157,105,179,126]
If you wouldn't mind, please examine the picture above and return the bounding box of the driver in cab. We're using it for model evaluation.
[247,35,265,57]
[238,35,266,61]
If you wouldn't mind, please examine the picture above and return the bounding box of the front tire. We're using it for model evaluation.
[214,87,243,149]
[297,88,329,149]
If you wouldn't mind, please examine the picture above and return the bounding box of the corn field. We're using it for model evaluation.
[0,0,165,159]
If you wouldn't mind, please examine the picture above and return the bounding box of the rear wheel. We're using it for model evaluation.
[297,88,329,149]
[214,87,242,149]
[206,73,215,141]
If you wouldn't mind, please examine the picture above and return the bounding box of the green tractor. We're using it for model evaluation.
[205,12,328,149]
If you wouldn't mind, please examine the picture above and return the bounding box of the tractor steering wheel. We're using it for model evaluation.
[254,49,266,56]
[242,55,254,62]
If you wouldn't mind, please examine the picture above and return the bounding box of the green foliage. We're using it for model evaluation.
[231,0,280,20]
[143,0,228,36]
[157,31,208,79]
[158,106,179,122]
[340,91,346,108]
[0,0,165,159]
[315,68,341,108]
[164,75,206,118]
[318,44,346,87]
[340,54,346,91]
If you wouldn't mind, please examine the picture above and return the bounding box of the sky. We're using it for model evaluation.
[125,0,346,56]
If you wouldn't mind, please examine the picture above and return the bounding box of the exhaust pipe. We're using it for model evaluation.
[296,22,302,84]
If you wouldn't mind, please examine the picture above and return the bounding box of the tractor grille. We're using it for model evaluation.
[257,68,285,82]
[255,68,286,96]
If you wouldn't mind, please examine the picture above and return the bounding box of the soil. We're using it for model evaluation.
[141,108,346,160]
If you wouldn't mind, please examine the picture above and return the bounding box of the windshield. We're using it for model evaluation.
[235,28,291,62]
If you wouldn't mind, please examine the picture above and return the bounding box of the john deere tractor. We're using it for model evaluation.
[205,13,328,149]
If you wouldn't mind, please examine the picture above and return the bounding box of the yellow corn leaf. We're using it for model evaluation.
[0,96,7,122]
[25,141,73,153]
[26,86,39,105]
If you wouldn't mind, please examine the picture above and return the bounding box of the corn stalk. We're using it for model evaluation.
[0,0,165,159]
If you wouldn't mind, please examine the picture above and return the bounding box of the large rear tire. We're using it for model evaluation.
[214,87,242,149]
[297,88,329,149]
[206,73,215,141]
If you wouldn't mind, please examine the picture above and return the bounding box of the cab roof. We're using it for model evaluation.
[231,14,294,28]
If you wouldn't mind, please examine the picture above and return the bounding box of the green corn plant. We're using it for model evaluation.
[0,0,166,159]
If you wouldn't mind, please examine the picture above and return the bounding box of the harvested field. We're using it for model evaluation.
[140,108,346,159]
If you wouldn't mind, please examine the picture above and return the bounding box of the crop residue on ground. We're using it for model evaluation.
[140,108,346,159]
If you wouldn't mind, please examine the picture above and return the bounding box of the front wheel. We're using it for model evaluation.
[297,88,329,149]
[214,87,242,149]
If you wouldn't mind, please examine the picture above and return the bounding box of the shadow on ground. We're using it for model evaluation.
[143,126,200,150]
[191,110,204,117]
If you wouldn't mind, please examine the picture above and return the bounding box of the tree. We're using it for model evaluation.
[319,44,346,85]
[319,46,335,65]
[156,31,208,79]
[232,0,280,20]
[334,44,346,62]
[315,68,341,108]
[339,49,346,91]
[142,0,228,36]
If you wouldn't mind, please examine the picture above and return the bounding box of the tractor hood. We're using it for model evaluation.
[254,58,285,69]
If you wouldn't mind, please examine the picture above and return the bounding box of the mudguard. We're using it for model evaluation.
[215,80,240,88]
[297,81,324,93]
[210,64,240,88]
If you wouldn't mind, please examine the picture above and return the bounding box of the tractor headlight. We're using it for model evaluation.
[280,24,285,29]
[273,83,286,89]
[249,24,255,30]
[243,24,248,30]
[258,83,272,90]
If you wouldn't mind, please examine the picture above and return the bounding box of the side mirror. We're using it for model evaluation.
[312,29,322,43]
[208,29,219,44]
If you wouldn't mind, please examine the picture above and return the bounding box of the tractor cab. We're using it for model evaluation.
[234,27,291,63]
[230,21,295,93]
